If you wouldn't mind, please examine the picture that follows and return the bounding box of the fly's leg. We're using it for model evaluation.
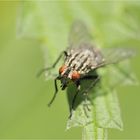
[83,97,91,118]
[69,81,81,119]
[81,75,100,117]
[81,75,100,104]
[48,76,59,107]
[69,75,100,119]
[37,51,68,77]
[86,76,100,93]
[81,75,100,95]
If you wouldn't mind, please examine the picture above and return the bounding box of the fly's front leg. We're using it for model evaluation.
[37,51,68,77]
[48,76,60,107]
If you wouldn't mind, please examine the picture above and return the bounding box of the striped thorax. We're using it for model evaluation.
[59,43,104,82]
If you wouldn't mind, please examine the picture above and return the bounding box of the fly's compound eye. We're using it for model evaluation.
[59,65,67,74]
[71,71,80,80]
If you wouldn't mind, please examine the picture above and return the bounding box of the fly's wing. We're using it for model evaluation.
[96,47,137,86]
[99,47,137,89]
[68,20,104,66]
[68,20,93,49]
[68,21,136,66]
[96,47,136,68]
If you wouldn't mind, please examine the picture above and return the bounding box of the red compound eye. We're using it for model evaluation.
[72,71,80,80]
[59,65,67,74]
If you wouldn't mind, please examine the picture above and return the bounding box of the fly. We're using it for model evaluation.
[37,20,136,118]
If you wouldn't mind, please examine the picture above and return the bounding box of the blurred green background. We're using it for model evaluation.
[0,1,140,139]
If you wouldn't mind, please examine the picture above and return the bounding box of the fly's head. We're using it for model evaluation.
[58,65,80,90]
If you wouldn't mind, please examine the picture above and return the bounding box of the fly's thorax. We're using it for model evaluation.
[65,47,103,75]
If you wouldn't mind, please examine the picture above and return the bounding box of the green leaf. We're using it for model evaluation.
[17,1,47,39]
[66,98,93,129]
[66,78,123,132]
[82,124,108,140]
[66,93,108,140]
[93,88,123,130]
[17,1,138,140]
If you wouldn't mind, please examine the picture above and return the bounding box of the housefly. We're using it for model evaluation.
[37,21,135,118]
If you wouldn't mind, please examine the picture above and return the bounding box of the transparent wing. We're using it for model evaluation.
[68,20,93,48]
[97,47,136,68]
[68,21,136,66]
[104,47,136,64]
[96,47,137,91]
